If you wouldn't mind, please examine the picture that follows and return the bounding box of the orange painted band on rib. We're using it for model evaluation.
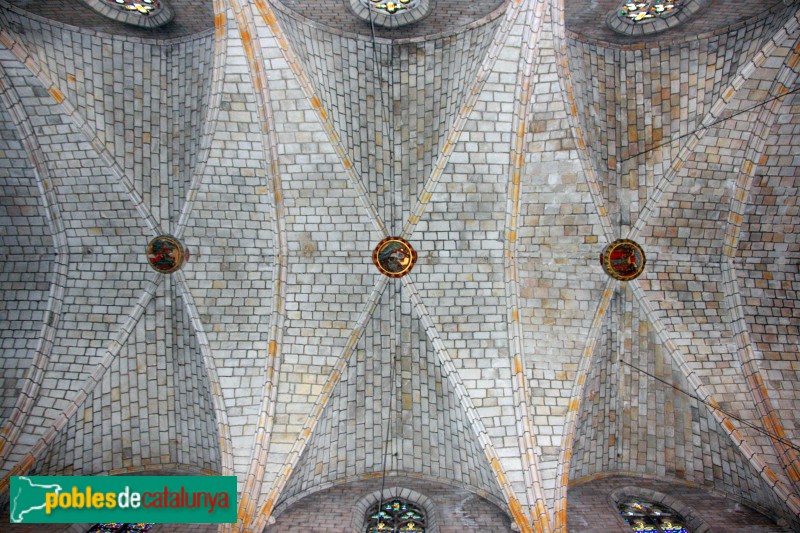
[255,1,277,26]
[343,159,351,169]
[269,340,277,356]
[310,96,321,109]
[49,87,64,103]
[508,497,532,532]
[722,86,735,102]
[0,32,14,49]
[514,355,523,374]
[512,309,519,322]
[568,397,579,412]
[263,498,274,516]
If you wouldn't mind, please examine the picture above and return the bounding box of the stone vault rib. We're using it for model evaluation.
[629,280,800,519]
[399,0,527,241]
[553,277,615,532]
[253,0,388,237]
[221,0,288,530]
[628,7,800,241]
[0,274,162,497]
[550,0,615,242]
[720,32,800,495]
[0,59,69,473]
[0,25,164,237]
[503,0,553,530]
[402,276,535,533]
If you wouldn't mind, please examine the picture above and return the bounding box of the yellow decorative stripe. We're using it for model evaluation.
[722,86,735,102]
[48,87,64,104]
[789,50,800,69]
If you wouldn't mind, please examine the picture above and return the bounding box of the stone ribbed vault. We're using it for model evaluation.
[0,0,799,532]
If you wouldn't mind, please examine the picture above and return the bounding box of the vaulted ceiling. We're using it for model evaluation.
[0,0,799,531]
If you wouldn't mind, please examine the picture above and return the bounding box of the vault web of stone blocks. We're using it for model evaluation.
[0,0,800,532]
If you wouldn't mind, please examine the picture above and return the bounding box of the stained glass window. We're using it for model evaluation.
[619,500,690,533]
[87,524,155,533]
[619,1,682,22]
[365,498,426,533]
[103,0,161,15]
[360,0,416,16]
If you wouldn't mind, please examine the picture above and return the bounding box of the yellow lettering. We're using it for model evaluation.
[45,492,58,514]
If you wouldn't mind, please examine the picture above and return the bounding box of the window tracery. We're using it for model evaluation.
[360,0,415,15]
[365,498,426,533]
[79,0,173,27]
[348,0,430,28]
[619,1,682,22]
[86,524,154,532]
[103,0,161,15]
[619,499,690,533]
[606,0,708,35]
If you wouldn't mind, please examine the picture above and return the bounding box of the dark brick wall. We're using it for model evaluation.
[267,476,513,533]
[565,0,788,45]
[4,0,213,39]
[566,475,792,533]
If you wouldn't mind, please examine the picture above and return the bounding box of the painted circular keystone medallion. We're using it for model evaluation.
[146,235,189,273]
[600,239,646,281]
[373,237,417,278]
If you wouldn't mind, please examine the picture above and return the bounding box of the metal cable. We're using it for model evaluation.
[619,85,800,164]
[621,358,800,454]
